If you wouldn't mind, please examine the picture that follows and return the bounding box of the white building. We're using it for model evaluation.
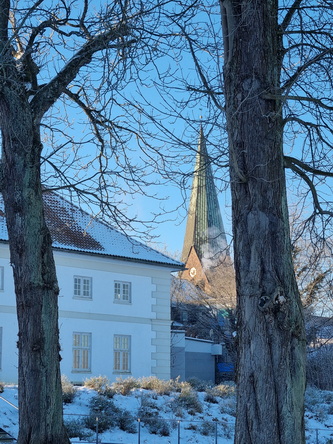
[0,192,182,384]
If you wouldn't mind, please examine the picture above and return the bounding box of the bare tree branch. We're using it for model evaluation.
[32,26,136,120]
[285,157,333,217]
[280,0,303,32]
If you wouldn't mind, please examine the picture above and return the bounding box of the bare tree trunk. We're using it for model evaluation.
[221,1,306,443]
[0,86,69,443]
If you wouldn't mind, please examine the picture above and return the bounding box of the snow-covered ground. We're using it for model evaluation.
[1,382,333,443]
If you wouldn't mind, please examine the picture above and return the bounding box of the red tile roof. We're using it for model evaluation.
[0,191,183,268]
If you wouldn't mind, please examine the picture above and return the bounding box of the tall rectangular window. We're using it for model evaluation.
[72,332,91,372]
[113,335,131,373]
[74,276,92,299]
[114,281,131,303]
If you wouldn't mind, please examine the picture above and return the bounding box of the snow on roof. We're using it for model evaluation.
[0,191,183,268]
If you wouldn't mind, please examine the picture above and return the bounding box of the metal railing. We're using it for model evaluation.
[66,413,333,444]
[0,403,331,444]
[65,413,235,444]
[307,426,333,444]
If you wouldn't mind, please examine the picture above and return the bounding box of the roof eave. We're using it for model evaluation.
[52,245,184,269]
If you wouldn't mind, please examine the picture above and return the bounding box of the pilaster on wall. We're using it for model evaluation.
[151,275,172,380]
[151,320,171,379]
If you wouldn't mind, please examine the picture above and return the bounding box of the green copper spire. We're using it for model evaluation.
[181,127,227,263]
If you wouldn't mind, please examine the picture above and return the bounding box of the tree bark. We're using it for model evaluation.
[221,1,306,443]
[0,3,134,441]
[0,56,69,444]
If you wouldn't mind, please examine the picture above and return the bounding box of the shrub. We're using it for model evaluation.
[139,413,170,436]
[149,418,170,436]
[307,346,333,390]
[185,423,197,431]
[139,376,174,395]
[84,376,110,394]
[83,375,115,397]
[305,386,322,412]
[101,386,117,398]
[200,421,216,436]
[187,377,211,392]
[85,395,137,433]
[137,395,170,436]
[315,406,329,423]
[139,394,159,410]
[204,389,218,404]
[178,381,192,391]
[170,399,181,416]
[84,395,119,432]
[137,395,159,421]
[61,375,76,404]
[111,377,140,395]
[220,398,236,416]
[64,418,92,440]
[220,421,233,439]
[84,412,113,433]
[323,391,333,403]
[171,376,182,392]
[211,383,236,399]
[89,395,116,412]
[176,384,203,414]
[117,410,137,434]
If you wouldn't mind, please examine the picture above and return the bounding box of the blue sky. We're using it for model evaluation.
[27,0,228,261]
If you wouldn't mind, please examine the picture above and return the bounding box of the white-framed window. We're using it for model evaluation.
[0,266,4,291]
[114,281,131,303]
[74,276,92,299]
[72,332,91,372]
[113,335,131,373]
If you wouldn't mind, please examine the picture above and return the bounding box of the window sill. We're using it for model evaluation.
[73,296,92,301]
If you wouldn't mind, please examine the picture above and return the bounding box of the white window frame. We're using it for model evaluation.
[73,276,92,299]
[72,332,91,372]
[113,335,131,373]
[0,266,4,291]
[114,281,131,303]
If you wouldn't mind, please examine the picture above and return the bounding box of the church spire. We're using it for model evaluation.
[181,127,227,264]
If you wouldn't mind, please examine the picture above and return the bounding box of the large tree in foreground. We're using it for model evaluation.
[0,1,197,442]
[219,1,333,443]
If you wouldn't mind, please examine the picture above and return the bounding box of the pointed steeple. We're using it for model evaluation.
[181,127,227,264]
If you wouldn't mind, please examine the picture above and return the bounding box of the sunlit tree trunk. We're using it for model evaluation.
[1,114,69,444]
[0,21,69,443]
[1,111,69,444]
[0,1,134,440]
[221,1,306,443]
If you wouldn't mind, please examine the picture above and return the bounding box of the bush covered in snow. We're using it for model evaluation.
[61,375,76,404]
[307,346,333,391]
[3,376,333,443]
